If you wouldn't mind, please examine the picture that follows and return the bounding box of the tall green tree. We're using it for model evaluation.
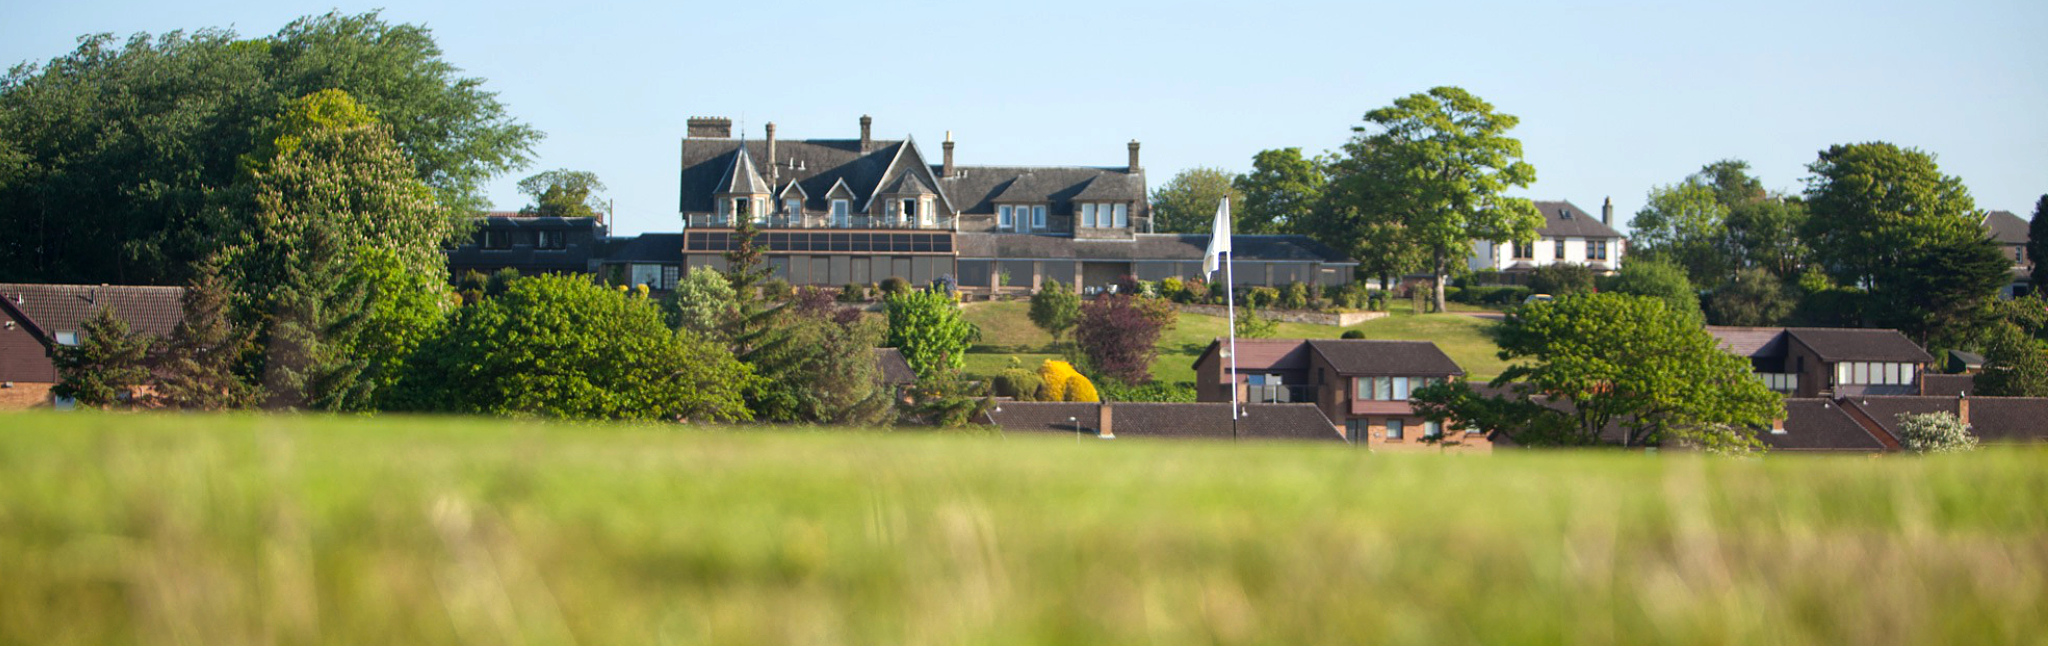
[1870,233,2012,349]
[393,274,753,422]
[1696,159,1767,208]
[2029,195,2048,292]
[722,219,778,359]
[1027,279,1081,351]
[517,169,607,218]
[884,289,978,380]
[1726,197,1810,278]
[1231,148,1326,234]
[50,307,153,408]
[148,266,259,410]
[1975,322,2048,397]
[1327,87,1542,314]
[1629,179,1731,287]
[1708,268,1797,327]
[1149,167,1243,233]
[1803,142,1981,290]
[663,266,737,340]
[1415,293,1782,451]
[1604,257,1700,321]
[0,12,538,285]
[748,304,892,425]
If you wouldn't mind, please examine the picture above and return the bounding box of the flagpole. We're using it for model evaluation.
[1222,200,1239,443]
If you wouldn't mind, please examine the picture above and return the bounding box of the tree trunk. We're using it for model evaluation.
[1433,251,1448,315]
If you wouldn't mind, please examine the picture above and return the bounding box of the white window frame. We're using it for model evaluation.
[832,199,850,226]
[55,330,79,346]
[1385,419,1404,440]
[786,198,802,216]
[1032,205,1047,229]
[1113,203,1129,228]
[999,205,1013,229]
[1081,203,1097,228]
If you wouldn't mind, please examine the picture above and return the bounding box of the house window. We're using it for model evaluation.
[630,264,662,288]
[786,198,802,216]
[1554,239,1567,260]
[1032,205,1047,229]
[484,229,513,249]
[1586,240,1607,261]
[1082,203,1098,228]
[999,205,1014,229]
[1113,203,1129,228]
[1424,421,1443,440]
[832,199,850,227]
[538,230,567,250]
[1385,419,1404,440]
[55,330,79,346]
[901,198,919,225]
[1513,242,1534,260]
[662,265,681,290]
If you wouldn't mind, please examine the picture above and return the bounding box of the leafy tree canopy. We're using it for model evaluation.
[518,169,607,218]
[884,289,978,380]
[1708,268,1796,327]
[1028,279,1081,350]
[1149,167,1242,233]
[1629,179,1730,286]
[1803,142,1981,289]
[1603,257,1700,321]
[1327,86,1541,312]
[50,307,152,408]
[1974,322,2048,397]
[1231,148,1326,235]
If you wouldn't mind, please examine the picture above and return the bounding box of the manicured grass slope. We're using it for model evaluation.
[4,413,2044,645]
[962,301,1509,383]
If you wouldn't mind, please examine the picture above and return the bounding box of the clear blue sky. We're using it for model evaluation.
[6,0,2044,236]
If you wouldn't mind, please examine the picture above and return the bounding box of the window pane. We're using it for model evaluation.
[1836,362,1850,385]
[1425,421,1442,439]
[1375,377,1392,400]
[1392,377,1410,400]
[1113,203,1129,227]
[1356,379,1369,399]
[1082,204,1096,228]
[1033,206,1046,226]
[1386,419,1404,440]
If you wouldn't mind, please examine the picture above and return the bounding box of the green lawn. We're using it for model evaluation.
[3,413,2043,645]
[962,300,1509,383]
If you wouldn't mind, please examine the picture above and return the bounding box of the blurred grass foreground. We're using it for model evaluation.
[2,413,2044,645]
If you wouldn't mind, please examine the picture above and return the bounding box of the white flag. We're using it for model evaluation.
[1203,196,1232,276]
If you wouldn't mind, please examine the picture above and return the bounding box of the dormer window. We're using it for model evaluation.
[900,198,919,225]
[785,198,802,216]
[832,199,850,226]
[1078,202,1129,229]
[538,230,566,250]
[1113,203,1129,228]
[1032,205,1047,229]
[1081,203,1098,228]
[999,205,1015,230]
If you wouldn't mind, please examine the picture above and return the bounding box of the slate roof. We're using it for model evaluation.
[714,145,771,195]
[1844,396,1957,440]
[1307,339,1465,376]
[444,216,607,274]
[1766,399,1888,451]
[874,348,917,385]
[1965,398,2048,443]
[940,166,1146,216]
[1705,326,1791,359]
[883,172,934,196]
[1532,200,1623,239]
[985,402,1342,442]
[605,234,688,264]
[956,233,1355,264]
[1919,374,1977,397]
[1982,210,2028,245]
[0,284,185,343]
[1786,328,1934,363]
[681,134,1146,218]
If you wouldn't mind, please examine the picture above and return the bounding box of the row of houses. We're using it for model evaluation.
[447,115,1636,294]
[982,331,2048,452]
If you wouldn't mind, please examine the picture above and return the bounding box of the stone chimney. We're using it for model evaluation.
[686,116,732,139]
[765,122,778,183]
[1128,140,1141,172]
[1602,197,1614,226]
[942,131,956,178]
[1097,403,1114,439]
[859,115,873,153]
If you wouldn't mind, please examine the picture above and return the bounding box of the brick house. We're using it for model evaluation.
[1982,209,2032,298]
[0,284,183,409]
[444,212,609,280]
[1707,326,1935,398]
[1190,338,1481,450]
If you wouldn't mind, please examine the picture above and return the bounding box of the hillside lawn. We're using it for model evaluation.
[962,300,1509,384]
[3,412,2044,645]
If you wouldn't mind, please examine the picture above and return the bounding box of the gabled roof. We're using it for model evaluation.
[714,144,770,195]
[1982,210,2028,245]
[940,166,1146,216]
[0,284,185,347]
[778,181,808,199]
[1765,398,1888,451]
[680,138,900,213]
[1786,328,1934,363]
[1532,200,1622,239]
[1071,173,1142,201]
[870,137,954,213]
[1307,339,1465,376]
[883,172,934,196]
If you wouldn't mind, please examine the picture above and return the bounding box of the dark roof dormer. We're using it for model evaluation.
[884,172,935,196]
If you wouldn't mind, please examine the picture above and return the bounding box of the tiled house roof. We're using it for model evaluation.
[1785,328,1934,363]
[1767,399,1889,451]
[0,284,185,344]
[874,348,917,385]
[1531,200,1622,238]
[1982,210,2028,244]
[1307,339,1464,376]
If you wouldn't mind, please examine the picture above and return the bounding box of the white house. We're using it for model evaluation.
[1469,199,1625,275]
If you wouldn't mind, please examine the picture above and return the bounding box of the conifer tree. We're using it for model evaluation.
[51,307,151,408]
[150,266,259,409]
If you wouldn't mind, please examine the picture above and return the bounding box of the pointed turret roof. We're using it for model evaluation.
[884,171,935,196]
[714,145,770,195]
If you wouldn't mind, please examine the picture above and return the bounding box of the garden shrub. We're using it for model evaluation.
[1280,282,1309,310]
[762,278,793,301]
[1341,329,1367,339]
[879,276,911,297]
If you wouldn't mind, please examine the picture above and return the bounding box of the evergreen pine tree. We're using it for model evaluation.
[150,265,259,410]
[51,307,151,408]
[2029,195,2048,292]
[260,224,373,411]
[1976,322,2048,397]
[722,219,781,360]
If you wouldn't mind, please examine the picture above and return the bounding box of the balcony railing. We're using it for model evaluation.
[686,213,956,231]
